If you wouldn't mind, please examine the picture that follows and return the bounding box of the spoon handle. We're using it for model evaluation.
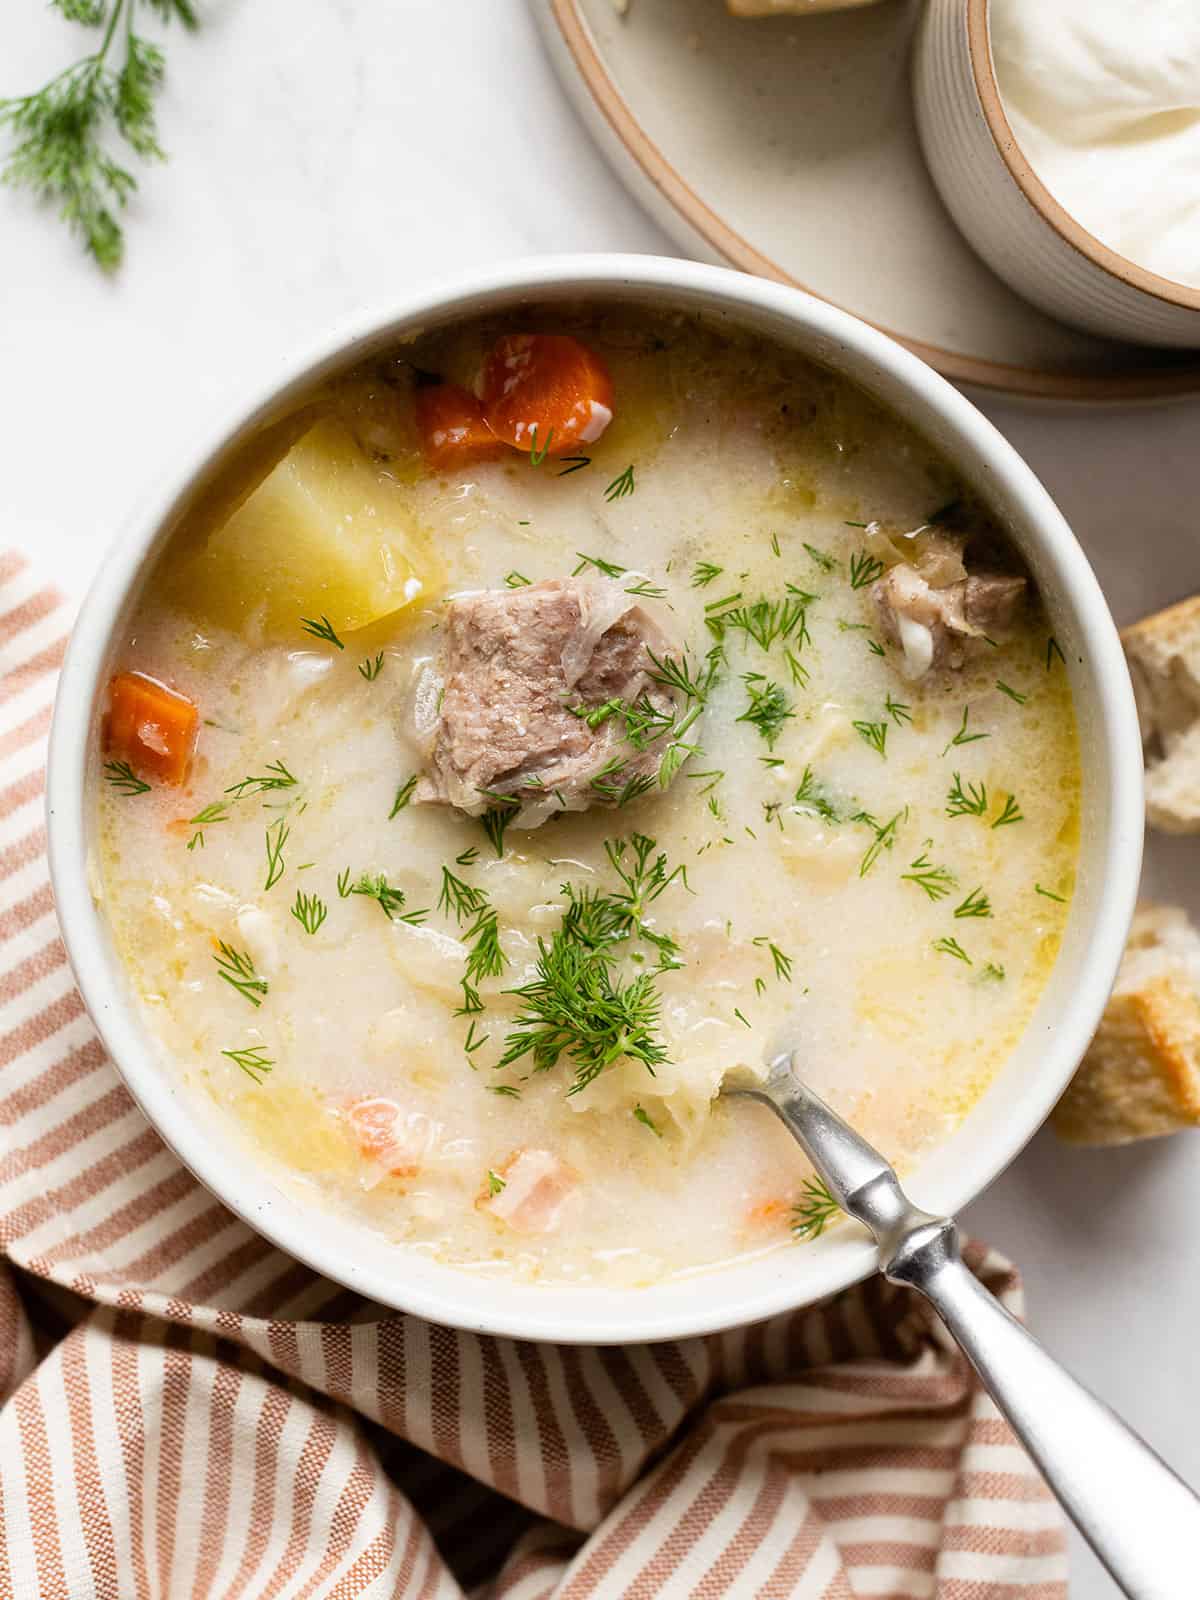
[888,1221,1199,1600]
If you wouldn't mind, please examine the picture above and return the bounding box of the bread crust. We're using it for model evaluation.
[1122,597,1200,834]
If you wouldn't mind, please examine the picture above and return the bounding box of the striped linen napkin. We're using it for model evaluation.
[0,554,1067,1599]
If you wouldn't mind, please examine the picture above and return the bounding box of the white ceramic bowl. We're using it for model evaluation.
[915,0,1200,349]
[47,255,1143,1344]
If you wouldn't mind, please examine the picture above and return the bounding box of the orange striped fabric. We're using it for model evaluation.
[0,557,1067,1598]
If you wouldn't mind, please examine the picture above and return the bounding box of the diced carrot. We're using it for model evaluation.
[344,1096,432,1178]
[745,1198,790,1228]
[415,382,505,471]
[480,334,614,456]
[484,1149,578,1234]
[105,671,197,786]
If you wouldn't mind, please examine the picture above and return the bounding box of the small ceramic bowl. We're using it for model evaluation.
[914,0,1200,349]
[47,255,1144,1344]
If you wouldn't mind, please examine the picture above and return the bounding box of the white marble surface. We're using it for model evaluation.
[3,2,1199,1592]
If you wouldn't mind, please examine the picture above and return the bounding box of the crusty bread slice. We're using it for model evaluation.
[1053,903,1200,1145]
[1122,596,1200,834]
[726,0,883,14]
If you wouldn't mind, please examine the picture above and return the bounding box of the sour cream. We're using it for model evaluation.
[991,0,1200,289]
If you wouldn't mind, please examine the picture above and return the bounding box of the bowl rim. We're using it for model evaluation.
[46,252,1144,1343]
[967,0,1200,316]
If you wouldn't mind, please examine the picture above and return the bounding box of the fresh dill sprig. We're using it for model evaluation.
[624,576,666,600]
[707,594,809,654]
[791,1177,840,1242]
[992,794,1024,828]
[752,936,793,982]
[103,759,150,795]
[263,818,289,892]
[358,652,384,682]
[942,706,988,757]
[0,0,199,271]
[691,561,723,588]
[996,680,1027,706]
[528,424,554,466]
[481,803,516,857]
[1046,636,1066,670]
[852,719,888,758]
[686,768,725,794]
[867,638,886,658]
[573,551,626,579]
[848,549,885,590]
[388,775,418,818]
[290,889,327,936]
[221,1045,273,1084]
[504,571,532,588]
[225,760,297,800]
[556,455,591,477]
[980,961,1006,982]
[954,887,992,919]
[738,675,794,749]
[633,1103,662,1137]
[186,799,228,850]
[213,943,268,1008]
[933,935,972,964]
[487,1084,522,1099]
[604,463,636,502]
[946,773,988,818]
[346,873,427,924]
[438,866,488,925]
[884,694,912,728]
[486,1167,506,1194]
[793,765,838,824]
[300,614,344,650]
[457,900,506,1016]
[803,542,836,573]
[858,809,904,877]
[1035,882,1066,903]
[783,648,809,688]
[901,846,955,902]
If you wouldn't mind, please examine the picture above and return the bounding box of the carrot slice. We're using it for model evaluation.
[415,382,505,471]
[106,671,197,786]
[480,334,614,456]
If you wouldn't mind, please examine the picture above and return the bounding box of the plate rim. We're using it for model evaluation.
[544,0,1200,403]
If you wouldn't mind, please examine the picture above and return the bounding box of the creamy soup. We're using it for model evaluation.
[95,310,1079,1286]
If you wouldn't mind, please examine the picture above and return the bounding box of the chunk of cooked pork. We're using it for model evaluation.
[415,577,683,824]
[873,563,1025,679]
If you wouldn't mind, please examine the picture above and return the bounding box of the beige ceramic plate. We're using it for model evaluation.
[531,0,1200,401]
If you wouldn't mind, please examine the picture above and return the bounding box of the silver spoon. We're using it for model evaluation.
[727,1052,1200,1600]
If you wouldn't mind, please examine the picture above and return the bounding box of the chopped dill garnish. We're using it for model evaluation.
[633,1103,662,1137]
[590,759,656,809]
[290,890,327,936]
[901,846,955,902]
[686,768,725,794]
[557,454,591,477]
[783,648,809,688]
[336,868,352,899]
[793,765,838,824]
[455,846,480,867]
[844,519,869,529]
[573,551,626,579]
[762,800,783,828]
[648,646,722,705]
[752,936,793,982]
[604,463,636,502]
[992,794,1024,828]
[946,773,987,818]
[837,620,870,633]
[504,571,532,588]
[263,818,289,892]
[481,804,515,857]
[942,706,988,756]
[867,639,886,657]
[996,680,1027,705]
[691,561,724,588]
[848,549,885,590]
[486,1167,506,1194]
[733,1007,751,1029]
[933,935,972,964]
[803,542,836,573]
[852,719,888,757]
[346,873,427,924]
[213,943,268,1008]
[224,761,297,800]
[103,760,150,796]
[438,866,488,925]
[190,800,229,827]
[708,594,809,654]
[738,675,794,749]
[624,577,667,600]
[858,810,904,877]
[954,887,992,919]
[358,652,384,682]
[770,531,781,557]
[1035,882,1066,903]
[884,694,912,727]
[462,903,506,1000]
[792,1176,840,1241]
[300,615,345,650]
[221,1046,273,1084]
[388,775,419,817]
[464,1020,489,1057]
[487,1084,522,1099]
[529,424,554,466]
[1046,636,1066,670]
[980,962,1006,982]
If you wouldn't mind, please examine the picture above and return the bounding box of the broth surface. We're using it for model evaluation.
[96,312,1079,1285]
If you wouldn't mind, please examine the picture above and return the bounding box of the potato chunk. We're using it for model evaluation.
[175,417,432,638]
